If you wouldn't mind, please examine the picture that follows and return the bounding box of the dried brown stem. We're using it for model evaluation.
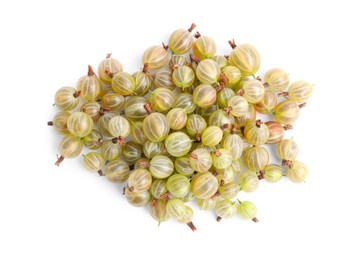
[212,170,219,176]
[278,91,288,97]
[282,159,294,168]
[187,222,197,231]
[214,83,225,92]
[97,170,103,176]
[162,42,169,50]
[190,54,200,64]
[129,165,135,171]
[194,31,201,38]
[283,124,293,130]
[230,124,238,134]
[256,76,262,81]
[216,216,222,222]
[88,65,95,76]
[188,23,196,32]
[112,136,125,146]
[263,82,269,87]
[122,187,126,195]
[211,191,220,199]
[224,55,229,60]
[220,123,229,131]
[299,102,306,109]
[142,63,149,73]
[214,150,222,157]
[104,68,114,78]
[160,192,170,201]
[143,103,152,115]
[129,186,134,192]
[55,155,64,166]
[195,132,201,142]
[236,89,244,96]
[228,39,237,49]
[47,121,53,126]
[106,53,112,59]
[252,217,259,223]
[256,119,263,128]
[73,91,81,98]
[150,199,157,208]
[220,180,225,186]
[222,107,232,116]
[258,170,265,180]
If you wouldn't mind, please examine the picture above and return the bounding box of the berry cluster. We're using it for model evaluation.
[49,23,312,230]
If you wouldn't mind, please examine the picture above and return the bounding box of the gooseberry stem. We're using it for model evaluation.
[188,23,196,32]
[194,31,201,38]
[55,155,64,166]
[97,170,103,176]
[143,103,152,115]
[216,216,222,222]
[283,124,293,130]
[187,222,197,231]
[47,121,53,126]
[106,53,112,58]
[87,65,95,76]
[73,91,81,98]
[299,102,306,109]
[258,170,265,180]
[256,119,263,128]
[162,42,169,50]
[190,54,200,64]
[228,39,236,49]
[142,63,149,73]
[252,217,259,223]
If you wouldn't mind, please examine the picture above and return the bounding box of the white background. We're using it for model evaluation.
[1,0,357,259]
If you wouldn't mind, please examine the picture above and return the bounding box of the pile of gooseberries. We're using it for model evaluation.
[49,23,312,231]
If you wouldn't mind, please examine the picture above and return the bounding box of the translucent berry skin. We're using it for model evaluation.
[287,81,313,103]
[58,134,83,159]
[67,112,94,138]
[212,55,229,69]
[143,140,165,159]
[167,174,190,198]
[218,182,240,199]
[100,140,122,161]
[172,65,195,89]
[165,132,192,157]
[83,152,105,174]
[54,87,80,111]
[201,126,223,147]
[154,68,176,90]
[124,186,151,207]
[217,88,236,108]
[129,121,147,145]
[189,148,213,173]
[122,142,142,163]
[237,201,258,222]
[244,146,269,172]
[149,199,170,224]
[229,44,260,76]
[112,72,136,96]
[98,112,119,137]
[175,156,195,177]
[83,129,102,150]
[264,68,289,92]
[215,166,235,184]
[149,88,175,112]
[236,104,256,128]
[286,161,308,183]
[244,120,270,146]
[227,95,249,117]
[241,79,265,104]
[212,149,233,170]
[108,115,130,139]
[128,169,152,193]
[196,59,220,85]
[221,133,243,160]
[168,28,194,54]
[191,172,219,199]
[170,55,188,70]
[192,36,217,60]
[76,68,101,101]
[124,96,149,121]
[215,199,236,220]
[276,139,299,161]
[98,55,123,85]
[238,170,260,192]
[142,112,170,142]
[174,93,197,114]
[263,164,283,183]
[273,100,300,125]
[166,108,188,130]
[132,71,152,96]
[186,114,207,138]
[254,90,277,114]
[265,121,285,144]
[208,110,235,133]
[166,198,187,220]
[149,155,174,179]
[101,92,125,111]
[150,179,168,199]
[222,66,242,87]
[105,159,130,183]
[49,111,70,134]
[81,101,101,122]
[142,46,169,70]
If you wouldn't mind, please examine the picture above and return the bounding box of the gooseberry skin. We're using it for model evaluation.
[286,161,308,183]
[217,88,236,108]
[98,54,123,85]
[212,55,229,69]
[196,59,220,85]
[215,166,235,184]
[101,92,125,111]
[218,182,240,199]
[244,146,269,172]
[186,114,207,138]
[191,172,219,199]
[142,46,169,70]
[83,152,105,175]
[124,96,149,121]
[149,199,170,224]
[222,66,242,87]
[166,108,188,130]
[237,201,258,222]
[167,174,190,198]
[150,88,175,112]
[76,66,101,101]
[201,126,223,147]
[189,148,213,173]
[263,164,283,183]
[149,155,174,179]
[238,170,260,193]
[244,120,270,146]
[98,111,119,137]
[168,27,194,54]
[286,81,313,103]
[124,186,151,207]
[227,95,249,117]
[154,68,176,90]
[215,199,236,221]
[100,140,122,161]
[166,198,187,220]
[143,140,165,159]
[132,71,152,96]
[208,110,235,133]
[212,149,233,170]
[108,115,130,139]
[241,79,265,104]
[48,111,70,134]
[129,121,148,145]
[175,156,195,177]
[122,142,142,163]
[150,179,168,199]
[197,197,217,211]
[54,87,80,111]
[265,121,285,144]
[170,55,188,70]
[273,100,300,125]
[128,169,152,193]
[192,84,217,108]
[174,93,197,114]
[229,44,260,76]
[254,90,277,114]
[67,112,94,138]
[221,133,243,161]
[105,159,130,183]
[81,101,101,122]
[276,139,299,162]
[192,36,217,60]
[236,104,256,128]
[264,68,289,92]
[83,129,102,150]
[172,65,195,89]
[165,132,192,157]
[112,72,136,96]
[57,134,83,162]
[142,112,170,142]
